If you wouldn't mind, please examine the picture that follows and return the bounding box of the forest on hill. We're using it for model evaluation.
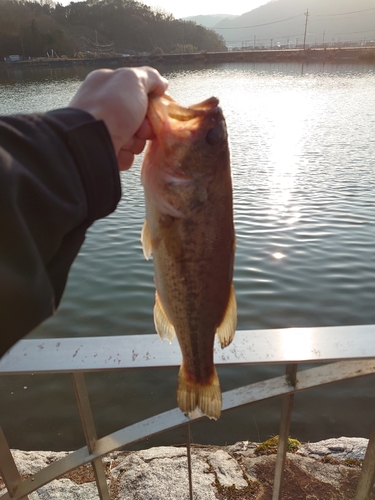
[0,0,227,59]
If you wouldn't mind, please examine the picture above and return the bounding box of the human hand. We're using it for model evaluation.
[69,66,168,170]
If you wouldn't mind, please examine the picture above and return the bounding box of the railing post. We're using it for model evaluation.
[0,427,28,500]
[272,363,298,500]
[186,423,193,500]
[71,373,110,500]
[354,417,375,500]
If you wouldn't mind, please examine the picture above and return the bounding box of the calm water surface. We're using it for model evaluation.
[1,62,375,450]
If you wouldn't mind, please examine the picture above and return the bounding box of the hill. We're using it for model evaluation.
[0,0,227,60]
[183,14,238,28]
[213,0,375,49]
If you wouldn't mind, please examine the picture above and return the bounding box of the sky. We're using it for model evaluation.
[57,0,271,18]
[141,0,269,19]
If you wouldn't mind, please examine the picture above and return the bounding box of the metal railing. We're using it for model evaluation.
[1,324,375,499]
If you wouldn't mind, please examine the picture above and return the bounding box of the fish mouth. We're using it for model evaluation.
[147,93,221,136]
[164,95,220,121]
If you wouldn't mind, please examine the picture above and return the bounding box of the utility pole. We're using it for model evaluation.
[183,21,185,53]
[322,30,325,46]
[20,38,25,59]
[303,8,309,50]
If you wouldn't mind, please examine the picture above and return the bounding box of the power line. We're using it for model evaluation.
[214,6,375,31]
[225,33,304,43]
[316,6,375,17]
[332,28,375,36]
[214,14,303,30]
[216,5,375,47]
[80,34,115,55]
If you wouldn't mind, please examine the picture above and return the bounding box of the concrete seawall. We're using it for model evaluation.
[2,47,375,70]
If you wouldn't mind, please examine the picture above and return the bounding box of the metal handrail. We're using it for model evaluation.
[1,325,375,499]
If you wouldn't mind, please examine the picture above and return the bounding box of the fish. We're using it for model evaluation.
[141,93,236,420]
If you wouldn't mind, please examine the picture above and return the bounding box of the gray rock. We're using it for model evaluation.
[205,449,247,488]
[28,479,99,500]
[297,436,368,461]
[114,448,217,500]
[0,438,371,500]
[289,454,347,487]
[137,446,188,462]
[10,450,69,476]
[0,479,99,500]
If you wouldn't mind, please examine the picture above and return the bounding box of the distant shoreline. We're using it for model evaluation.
[1,47,375,69]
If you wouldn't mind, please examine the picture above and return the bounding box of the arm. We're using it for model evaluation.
[0,109,120,357]
[0,67,167,357]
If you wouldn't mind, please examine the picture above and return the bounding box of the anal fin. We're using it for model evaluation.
[216,284,237,348]
[177,365,222,420]
[154,290,176,343]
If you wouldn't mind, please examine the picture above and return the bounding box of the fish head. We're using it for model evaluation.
[142,94,230,217]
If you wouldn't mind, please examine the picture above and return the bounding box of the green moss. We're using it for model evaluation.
[287,438,301,452]
[214,477,259,499]
[254,435,301,455]
[344,458,362,467]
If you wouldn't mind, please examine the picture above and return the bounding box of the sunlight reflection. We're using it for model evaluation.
[272,252,285,259]
[280,328,314,361]
[266,89,312,221]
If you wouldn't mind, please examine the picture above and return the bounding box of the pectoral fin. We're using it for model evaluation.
[154,290,176,343]
[141,219,152,260]
[216,284,237,348]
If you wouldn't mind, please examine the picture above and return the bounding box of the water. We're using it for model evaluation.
[1,62,375,451]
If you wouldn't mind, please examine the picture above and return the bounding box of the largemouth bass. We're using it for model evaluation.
[141,94,236,420]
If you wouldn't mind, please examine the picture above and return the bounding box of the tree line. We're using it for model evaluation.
[0,0,227,59]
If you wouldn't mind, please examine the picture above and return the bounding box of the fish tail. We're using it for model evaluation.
[177,365,222,420]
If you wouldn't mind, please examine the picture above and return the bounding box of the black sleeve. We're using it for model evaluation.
[0,108,122,357]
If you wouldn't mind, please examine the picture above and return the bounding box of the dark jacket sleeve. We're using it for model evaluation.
[0,108,121,357]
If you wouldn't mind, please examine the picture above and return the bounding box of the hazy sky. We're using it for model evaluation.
[57,0,270,18]
[142,0,269,18]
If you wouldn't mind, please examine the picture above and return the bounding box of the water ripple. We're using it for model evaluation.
[2,63,375,449]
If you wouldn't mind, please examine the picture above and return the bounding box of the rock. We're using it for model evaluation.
[297,436,369,461]
[8,450,70,476]
[242,454,361,500]
[205,449,248,488]
[28,479,100,500]
[113,447,218,500]
[0,438,373,500]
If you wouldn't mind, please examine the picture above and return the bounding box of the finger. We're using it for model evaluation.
[117,149,135,171]
[139,66,168,96]
[122,136,146,155]
[131,137,146,155]
[136,118,155,140]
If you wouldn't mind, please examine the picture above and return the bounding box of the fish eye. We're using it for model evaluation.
[206,126,223,146]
